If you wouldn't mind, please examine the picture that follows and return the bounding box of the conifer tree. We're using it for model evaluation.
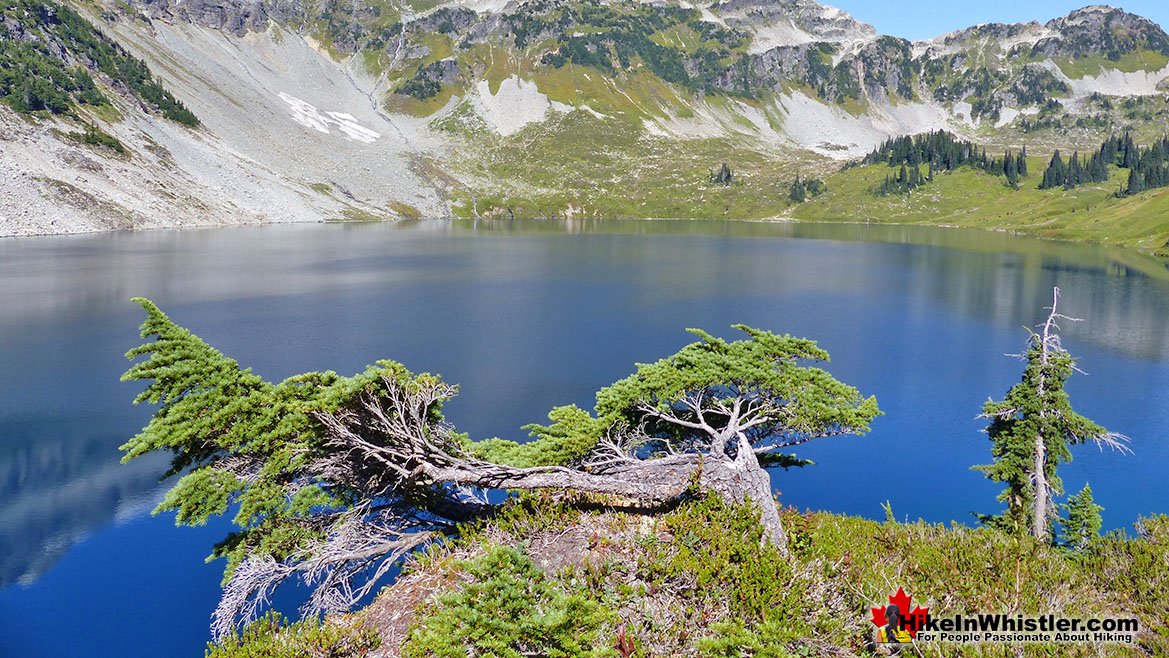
[122,300,879,635]
[1123,132,1138,169]
[1060,483,1103,552]
[1005,152,1019,188]
[976,289,1129,543]
[1040,150,1065,190]
[788,176,806,203]
[1066,153,1082,189]
[1017,147,1028,177]
[1127,168,1144,196]
[713,162,733,185]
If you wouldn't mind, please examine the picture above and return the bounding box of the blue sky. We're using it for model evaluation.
[827,1,1169,41]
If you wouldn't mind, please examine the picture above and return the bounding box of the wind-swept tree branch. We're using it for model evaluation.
[121,302,879,637]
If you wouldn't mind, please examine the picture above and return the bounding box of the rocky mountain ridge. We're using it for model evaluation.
[2,0,1168,235]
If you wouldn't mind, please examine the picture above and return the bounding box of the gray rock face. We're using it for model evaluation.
[853,36,916,102]
[716,0,875,42]
[465,14,506,44]
[417,58,463,84]
[412,7,478,34]
[928,21,1045,47]
[402,44,431,60]
[749,44,815,86]
[1034,5,1169,59]
[133,0,267,36]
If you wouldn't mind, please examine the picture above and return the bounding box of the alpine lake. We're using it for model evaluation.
[2,219,1168,657]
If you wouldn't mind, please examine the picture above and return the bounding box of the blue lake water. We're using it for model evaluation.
[1,219,1168,656]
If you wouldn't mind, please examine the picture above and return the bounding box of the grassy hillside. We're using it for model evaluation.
[442,111,807,221]
[792,160,1169,254]
[209,494,1169,658]
[436,119,1169,257]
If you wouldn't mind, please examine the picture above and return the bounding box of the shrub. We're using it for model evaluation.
[65,122,126,154]
[402,545,615,658]
[206,612,380,658]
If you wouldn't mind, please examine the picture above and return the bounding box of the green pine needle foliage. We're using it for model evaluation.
[1061,483,1104,552]
[0,0,198,125]
[473,404,609,467]
[120,298,453,582]
[476,325,879,467]
[975,327,1109,536]
[595,325,878,435]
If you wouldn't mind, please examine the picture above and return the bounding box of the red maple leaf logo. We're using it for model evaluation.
[870,587,930,638]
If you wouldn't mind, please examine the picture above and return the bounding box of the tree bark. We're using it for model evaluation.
[1032,433,1048,542]
[421,450,788,551]
[423,458,698,505]
[698,452,788,551]
[1032,288,1058,543]
[320,383,793,557]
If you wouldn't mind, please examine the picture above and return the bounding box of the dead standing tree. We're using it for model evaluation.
[977,287,1130,542]
[120,300,879,637]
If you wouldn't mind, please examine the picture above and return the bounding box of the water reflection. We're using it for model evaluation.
[3,220,1165,359]
[0,220,1167,658]
[0,416,165,586]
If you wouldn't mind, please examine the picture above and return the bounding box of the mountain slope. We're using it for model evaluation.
[3,0,1169,237]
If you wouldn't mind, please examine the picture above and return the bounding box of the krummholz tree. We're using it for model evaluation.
[121,299,879,637]
[976,288,1129,543]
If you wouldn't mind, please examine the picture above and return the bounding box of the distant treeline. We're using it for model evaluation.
[1039,133,1169,197]
[859,130,1026,195]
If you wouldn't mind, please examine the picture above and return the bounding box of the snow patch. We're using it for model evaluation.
[578,105,609,120]
[472,76,553,136]
[277,92,380,143]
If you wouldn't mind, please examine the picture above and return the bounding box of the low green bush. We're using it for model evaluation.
[402,545,615,658]
[206,612,380,658]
